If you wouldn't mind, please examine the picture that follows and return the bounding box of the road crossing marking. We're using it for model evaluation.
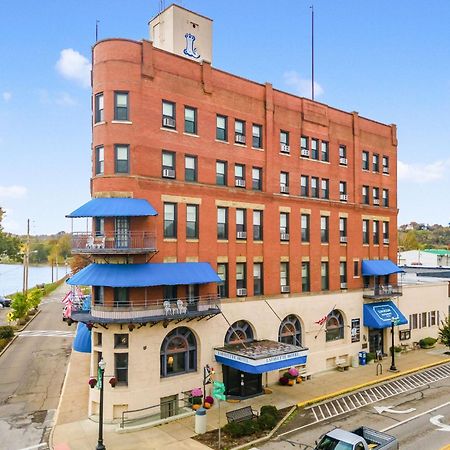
[17,330,75,338]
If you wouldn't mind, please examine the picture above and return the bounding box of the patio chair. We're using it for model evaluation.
[163,301,172,316]
[86,235,94,249]
[176,299,187,314]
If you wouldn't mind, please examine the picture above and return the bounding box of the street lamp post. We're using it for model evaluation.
[96,358,106,450]
[390,318,397,372]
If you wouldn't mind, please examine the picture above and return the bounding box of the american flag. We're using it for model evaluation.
[315,314,328,326]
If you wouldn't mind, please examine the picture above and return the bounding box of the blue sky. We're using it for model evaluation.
[1,0,449,235]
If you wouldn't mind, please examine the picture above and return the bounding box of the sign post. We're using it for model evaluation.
[390,318,399,372]
[212,381,226,449]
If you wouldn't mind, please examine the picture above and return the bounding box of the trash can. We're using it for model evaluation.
[358,351,367,366]
[194,407,207,434]
[351,354,359,368]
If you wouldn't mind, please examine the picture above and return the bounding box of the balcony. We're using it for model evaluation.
[71,231,156,255]
[70,294,221,324]
[363,284,403,299]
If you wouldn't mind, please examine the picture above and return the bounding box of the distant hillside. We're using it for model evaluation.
[399,223,450,250]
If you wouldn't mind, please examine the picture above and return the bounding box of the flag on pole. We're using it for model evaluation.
[315,314,328,326]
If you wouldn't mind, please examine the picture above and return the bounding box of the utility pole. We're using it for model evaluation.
[311,5,315,101]
[22,219,30,294]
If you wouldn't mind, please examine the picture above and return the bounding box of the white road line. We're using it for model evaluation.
[329,402,338,415]
[311,407,318,421]
[18,443,48,450]
[381,401,450,433]
[324,403,332,417]
[341,396,350,410]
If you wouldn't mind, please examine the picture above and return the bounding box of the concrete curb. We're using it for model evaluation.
[296,358,450,408]
[0,309,42,358]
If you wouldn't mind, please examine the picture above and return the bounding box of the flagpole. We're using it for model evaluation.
[310,4,315,101]
[314,304,336,339]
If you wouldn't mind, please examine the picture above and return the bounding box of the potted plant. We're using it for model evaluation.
[190,387,203,409]
[419,337,437,349]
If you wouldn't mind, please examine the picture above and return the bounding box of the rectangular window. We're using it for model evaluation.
[339,217,347,242]
[410,313,418,330]
[321,178,329,199]
[235,164,246,187]
[115,353,128,385]
[430,310,437,326]
[321,262,329,291]
[216,115,228,141]
[280,130,290,153]
[301,214,310,243]
[184,106,197,134]
[236,263,247,290]
[321,141,329,162]
[280,172,289,194]
[216,160,227,186]
[382,189,389,207]
[253,210,263,241]
[302,262,310,292]
[354,260,359,277]
[373,187,380,205]
[362,151,369,170]
[184,155,197,182]
[162,151,176,178]
[311,138,319,159]
[280,212,289,241]
[253,263,263,295]
[164,203,177,238]
[94,93,104,123]
[382,156,389,174]
[280,262,289,291]
[217,207,228,240]
[373,154,380,172]
[301,175,309,196]
[252,167,262,190]
[217,263,228,298]
[93,286,104,305]
[95,332,102,347]
[340,262,347,287]
[162,100,176,128]
[362,219,369,244]
[186,204,198,239]
[339,181,347,201]
[95,146,104,175]
[114,91,129,121]
[114,334,129,349]
[339,145,347,165]
[383,221,389,243]
[252,124,262,148]
[115,144,129,173]
[320,216,329,243]
[373,220,380,245]
[236,209,247,239]
[421,312,427,328]
[311,177,319,198]
[235,119,246,144]
[362,185,369,204]
[114,287,129,307]
[301,136,309,157]
[95,217,105,237]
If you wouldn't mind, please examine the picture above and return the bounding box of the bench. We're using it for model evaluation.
[226,406,259,423]
[336,357,350,372]
[299,368,312,380]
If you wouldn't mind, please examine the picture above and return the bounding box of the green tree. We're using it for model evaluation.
[438,317,450,352]
[28,288,43,310]
[0,207,22,261]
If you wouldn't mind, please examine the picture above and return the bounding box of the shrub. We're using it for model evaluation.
[284,371,297,380]
[260,405,279,419]
[0,326,14,339]
[258,413,278,430]
[0,338,10,351]
[279,376,289,385]
[241,419,259,435]
[204,395,214,405]
[420,337,437,348]
[389,345,402,355]
[223,421,247,438]
[9,293,30,322]
[366,352,376,362]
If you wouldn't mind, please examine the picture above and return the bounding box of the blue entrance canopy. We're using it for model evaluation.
[215,340,308,375]
[73,322,92,353]
[67,198,158,218]
[67,262,221,287]
[362,260,404,277]
[363,301,408,329]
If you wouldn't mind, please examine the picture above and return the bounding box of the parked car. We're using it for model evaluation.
[0,296,11,308]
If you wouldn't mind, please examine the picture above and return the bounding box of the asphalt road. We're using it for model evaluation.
[0,284,74,450]
[261,368,450,449]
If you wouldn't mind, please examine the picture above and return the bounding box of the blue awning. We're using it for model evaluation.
[362,260,404,277]
[67,262,221,287]
[215,340,308,375]
[73,322,92,353]
[363,301,408,329]
[67,198,158,218]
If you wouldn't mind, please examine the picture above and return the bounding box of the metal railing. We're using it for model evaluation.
[120,394,192,428]
[73,294,221,321]
[71,231,156,253]
[363,284,402,298]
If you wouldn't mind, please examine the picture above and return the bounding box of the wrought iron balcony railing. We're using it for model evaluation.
[71,231,156,254]
[363,284,402,299]
[70,294,221,323]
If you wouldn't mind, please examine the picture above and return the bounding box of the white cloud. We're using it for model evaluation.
[55,92,77,106]
[283,70,324,98]
[398,159,450,183]
[55,48,91,88]
[2,92,12,102]
[0,185,27,199]
[37,89,76,107]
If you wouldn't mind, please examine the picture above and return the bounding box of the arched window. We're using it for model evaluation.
[225,320,254,345]
[160,327,197,377]
[326,310,345,342]
[278,315,302,346]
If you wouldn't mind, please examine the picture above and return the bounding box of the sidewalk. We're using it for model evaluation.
[51,346,450,450]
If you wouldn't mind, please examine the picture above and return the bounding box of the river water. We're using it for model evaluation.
[0,263,69,296]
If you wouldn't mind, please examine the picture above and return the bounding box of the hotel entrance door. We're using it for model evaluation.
[369,328,384,354]
[223,366,263,399]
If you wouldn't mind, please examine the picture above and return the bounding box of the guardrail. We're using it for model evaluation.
[363,284,402,299]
